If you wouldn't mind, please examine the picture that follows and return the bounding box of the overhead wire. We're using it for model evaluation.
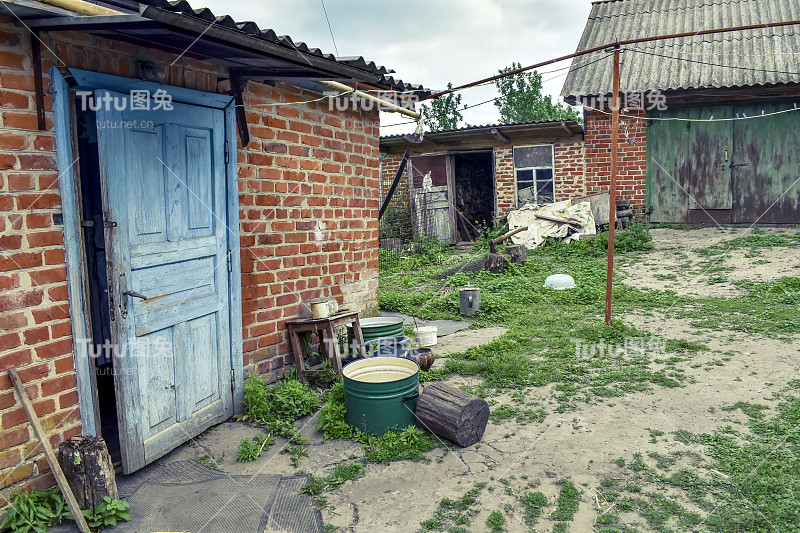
[623,46,800,77]
[582,102,800,122]
[382,53,613,129]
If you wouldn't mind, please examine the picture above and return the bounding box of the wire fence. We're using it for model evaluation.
[379,170,446,272]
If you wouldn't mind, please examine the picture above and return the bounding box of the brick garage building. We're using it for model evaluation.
[0,0,423,503]
[563,0,800,223]
[380,121,585,242]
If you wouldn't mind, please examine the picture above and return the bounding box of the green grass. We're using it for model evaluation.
[551,479,581,521]
[415,482,487,532]
[378,227,723,409]
[301,462,365,496]
[486,510,506,532]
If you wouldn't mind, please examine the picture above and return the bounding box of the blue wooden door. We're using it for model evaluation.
[95,91,234,473]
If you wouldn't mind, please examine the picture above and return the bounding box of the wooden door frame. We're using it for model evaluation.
[52,67,244,438]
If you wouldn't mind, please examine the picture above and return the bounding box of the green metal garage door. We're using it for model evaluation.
[647,100,800,224]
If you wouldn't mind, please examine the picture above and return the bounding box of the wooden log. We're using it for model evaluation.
[483,252,509,274]
[414,383,489,447]
[57,436,118,511]
[506,244,527,264]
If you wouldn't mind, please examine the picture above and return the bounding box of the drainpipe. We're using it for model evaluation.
[33,0,121,16]
[320,80,421,120]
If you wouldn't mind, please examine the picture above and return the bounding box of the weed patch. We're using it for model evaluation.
[415,482,487,532]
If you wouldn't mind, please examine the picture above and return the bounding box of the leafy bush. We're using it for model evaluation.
[317,381,357,440]
[1,488,72,533]
[362,425,436,463]
[82,497,132,530]
[236,433,276,462]
[244,374,319,424]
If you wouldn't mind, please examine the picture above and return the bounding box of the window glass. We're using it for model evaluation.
[514,145,552,168]
[514,146,555,206]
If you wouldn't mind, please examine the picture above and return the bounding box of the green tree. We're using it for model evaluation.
[494,62,582,124]
[420,82,465,132]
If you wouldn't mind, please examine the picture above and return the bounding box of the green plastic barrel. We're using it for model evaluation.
[358,316,405,342]
[343,357,420,435]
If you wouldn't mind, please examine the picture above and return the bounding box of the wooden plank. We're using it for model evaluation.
[69,68,233,109]
[646,108,689,222]
[572,191,609,225]
[8,369,92,533]
[51,67,99,437]
[225,102,244,412]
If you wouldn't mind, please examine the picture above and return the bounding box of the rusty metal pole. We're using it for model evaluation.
[604,44,621,325]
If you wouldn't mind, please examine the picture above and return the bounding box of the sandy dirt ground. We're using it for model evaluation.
[618,227,800,298]
[153,228,799,533]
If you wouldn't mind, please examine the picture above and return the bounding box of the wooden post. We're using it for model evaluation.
[605,44,621,325]
[8,369,92,533]
[506,244,527,264]
[57,436,118,511]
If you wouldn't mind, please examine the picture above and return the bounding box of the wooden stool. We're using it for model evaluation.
[286,312,367,384]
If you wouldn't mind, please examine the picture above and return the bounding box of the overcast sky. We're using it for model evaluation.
[199,0,594,132]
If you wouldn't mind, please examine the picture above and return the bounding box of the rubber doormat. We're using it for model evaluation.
[113,461,323,533]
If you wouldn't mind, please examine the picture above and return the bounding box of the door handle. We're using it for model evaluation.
[122,290,148,300]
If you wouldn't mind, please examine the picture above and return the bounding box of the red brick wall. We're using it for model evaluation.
[379,153,406,195]
[1,16,380,504]
[583,108,647,212]
[554,140,586,202]
[494,147,515,216]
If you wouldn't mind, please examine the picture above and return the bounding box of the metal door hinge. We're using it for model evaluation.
[227,254,232,273]
[230,369,235,392]
[224,140,229,165]
[81,220,116,228]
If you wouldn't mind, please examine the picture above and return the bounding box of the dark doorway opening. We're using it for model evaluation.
[453,152,494,241]
[75,104,121,468]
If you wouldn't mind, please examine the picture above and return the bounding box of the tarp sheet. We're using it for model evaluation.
[508,200,596,249]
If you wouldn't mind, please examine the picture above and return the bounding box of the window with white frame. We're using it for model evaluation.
[513,145,554,206]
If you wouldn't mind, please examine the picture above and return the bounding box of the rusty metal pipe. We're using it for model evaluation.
[423,19,800,101]
[605,45,621,325]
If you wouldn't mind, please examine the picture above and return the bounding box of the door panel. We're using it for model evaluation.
[685,106,733,210]
[732,102,800,223]
[646,112,689,222]
[95,91,233,473]
[411,186,451,243]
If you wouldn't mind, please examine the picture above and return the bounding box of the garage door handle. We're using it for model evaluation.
[122,290,148,300]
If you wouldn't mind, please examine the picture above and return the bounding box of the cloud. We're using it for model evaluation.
[198,0,593,130]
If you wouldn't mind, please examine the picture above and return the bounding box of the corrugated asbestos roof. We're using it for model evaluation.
[380,120,583,154]
[44,0,418,94]
[135,0,425,93]
[381,120,582,140]
[561,0,800,97]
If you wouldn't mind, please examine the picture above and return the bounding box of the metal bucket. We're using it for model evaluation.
[459,287,481,316]
[343,357,419,435]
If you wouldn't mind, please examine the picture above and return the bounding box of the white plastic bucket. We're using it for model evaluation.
[413,326,438,346]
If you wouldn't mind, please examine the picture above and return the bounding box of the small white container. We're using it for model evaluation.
[544,274,576,290]
[413,326,438,346]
